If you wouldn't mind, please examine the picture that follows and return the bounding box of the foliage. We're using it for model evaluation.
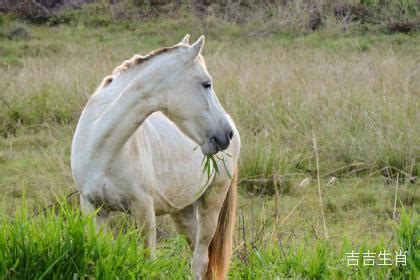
[0,201,191,279]
[1,1,418,33]
[230,207,419,279]
[391,208,419,278]
[0,200,417,278]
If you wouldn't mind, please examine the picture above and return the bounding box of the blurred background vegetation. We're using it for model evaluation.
[0,0,419,33]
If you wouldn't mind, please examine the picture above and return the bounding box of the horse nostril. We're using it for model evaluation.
[227,129,234,140]
[211,133,230,151]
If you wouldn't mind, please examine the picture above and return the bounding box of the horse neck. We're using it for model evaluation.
[81,59,170,163]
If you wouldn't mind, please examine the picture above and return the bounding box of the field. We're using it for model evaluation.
[0,3,419,279]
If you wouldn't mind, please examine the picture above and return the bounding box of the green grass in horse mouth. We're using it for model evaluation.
[202,152,232,180]
[193,151,232,199]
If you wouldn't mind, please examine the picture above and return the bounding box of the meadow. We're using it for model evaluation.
[0,4,419,279]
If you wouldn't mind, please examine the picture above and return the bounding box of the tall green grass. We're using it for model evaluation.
[230,207,418,279]
[0,200,417,278]
[0,201,191,279]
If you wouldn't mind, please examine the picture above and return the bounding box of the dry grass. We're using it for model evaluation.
[209,38,419,181]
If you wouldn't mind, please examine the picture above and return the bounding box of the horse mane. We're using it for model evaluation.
[97,45,186,90]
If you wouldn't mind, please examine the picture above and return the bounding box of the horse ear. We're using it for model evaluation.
[189,35,205,60]
[180,34,190,45]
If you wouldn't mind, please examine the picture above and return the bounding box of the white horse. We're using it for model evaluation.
[71,35,240,279]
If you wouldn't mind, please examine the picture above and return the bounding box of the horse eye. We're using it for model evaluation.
[202,82,211,89]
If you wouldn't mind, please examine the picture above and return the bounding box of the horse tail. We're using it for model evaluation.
[206,168,238,280]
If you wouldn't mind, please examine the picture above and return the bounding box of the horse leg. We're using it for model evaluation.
[130,196,157,258]
[170,204,197,249]
[80,195,108,233]
[192,182,231,280]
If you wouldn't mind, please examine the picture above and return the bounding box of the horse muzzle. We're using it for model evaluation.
[201,128,234,155]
